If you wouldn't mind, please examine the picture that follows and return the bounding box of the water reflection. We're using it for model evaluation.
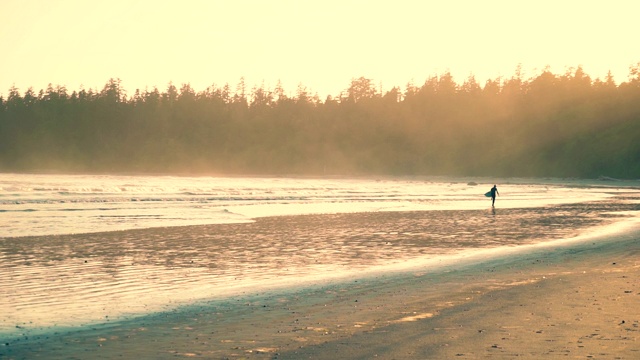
[0,195,638,335]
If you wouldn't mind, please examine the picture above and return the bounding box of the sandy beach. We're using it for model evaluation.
[280,228,640,359]
[2,175,639,359]
[2,217,638,359]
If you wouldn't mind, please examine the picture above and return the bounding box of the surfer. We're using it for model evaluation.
[490,185,499,207]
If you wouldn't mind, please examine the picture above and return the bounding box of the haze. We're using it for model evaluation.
[2,0,639,97]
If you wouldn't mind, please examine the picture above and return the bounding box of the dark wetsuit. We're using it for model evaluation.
[490,186,498,206]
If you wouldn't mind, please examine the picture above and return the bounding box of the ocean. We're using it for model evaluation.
[1,173,639,339]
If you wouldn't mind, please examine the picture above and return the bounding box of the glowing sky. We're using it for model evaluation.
[1,0,638,98]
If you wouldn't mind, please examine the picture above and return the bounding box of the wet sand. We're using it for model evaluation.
[280,229,640,359]
[4,201,630,336]
[2,218,639,359]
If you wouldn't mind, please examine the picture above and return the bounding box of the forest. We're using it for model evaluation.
[1,65,639,179]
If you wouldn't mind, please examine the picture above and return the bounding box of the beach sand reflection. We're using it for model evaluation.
[1,194,638,336]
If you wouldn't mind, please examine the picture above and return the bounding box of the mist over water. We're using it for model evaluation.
[1,174,639,338]
[2,71,640,179]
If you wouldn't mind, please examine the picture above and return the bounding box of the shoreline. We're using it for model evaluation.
[279,225,640,359]
[0,207,638,343]
[281,238,640,359]
[3,220,639,359]
[3,173,637,239]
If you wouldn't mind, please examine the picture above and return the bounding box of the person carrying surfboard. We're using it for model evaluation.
[489,185,499,207]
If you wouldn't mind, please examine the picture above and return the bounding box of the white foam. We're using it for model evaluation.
[3,174,624,237]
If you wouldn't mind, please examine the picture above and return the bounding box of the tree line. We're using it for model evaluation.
[1,65,639,178]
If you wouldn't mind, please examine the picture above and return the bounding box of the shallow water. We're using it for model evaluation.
[1,174,639,338]
[0,173,621,238]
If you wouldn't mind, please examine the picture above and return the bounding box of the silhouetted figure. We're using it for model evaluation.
[490,185,499,207]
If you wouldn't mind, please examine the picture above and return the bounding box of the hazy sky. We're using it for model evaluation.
[1,0,638,98]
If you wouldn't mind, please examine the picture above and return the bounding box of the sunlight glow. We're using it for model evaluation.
[1,0,638,97]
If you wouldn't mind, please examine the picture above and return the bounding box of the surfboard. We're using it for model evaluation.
[484,191,492,197]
